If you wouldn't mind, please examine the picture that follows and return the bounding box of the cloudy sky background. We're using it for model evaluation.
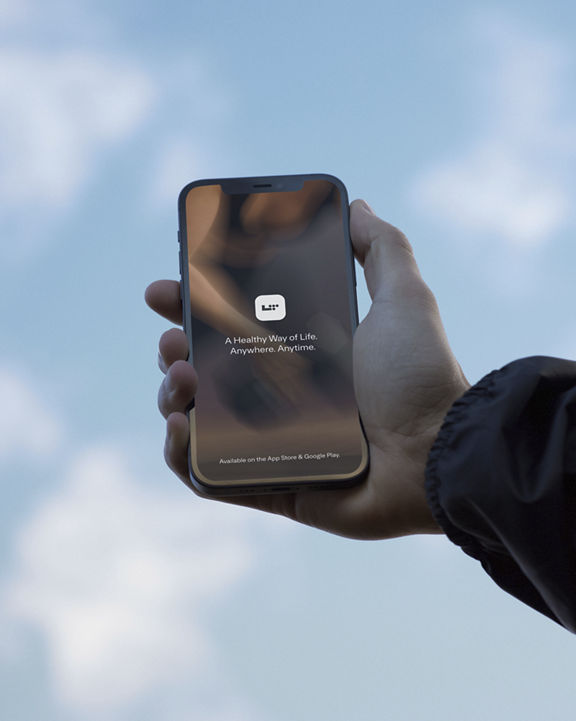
[1,1,576,719]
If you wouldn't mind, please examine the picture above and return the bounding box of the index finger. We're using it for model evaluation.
[145,280,183,325]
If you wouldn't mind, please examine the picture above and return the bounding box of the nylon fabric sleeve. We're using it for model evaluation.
[425,356,576,632]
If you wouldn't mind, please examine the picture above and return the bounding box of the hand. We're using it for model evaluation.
[145,200,470,540]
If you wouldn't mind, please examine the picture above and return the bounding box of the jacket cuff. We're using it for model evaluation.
[424,356,576,631]
[425,367,501,558]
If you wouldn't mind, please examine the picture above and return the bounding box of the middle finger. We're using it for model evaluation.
[158,327,189,373]
[158,359,198,419]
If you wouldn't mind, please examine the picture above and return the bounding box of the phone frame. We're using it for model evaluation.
[177,173,369,496]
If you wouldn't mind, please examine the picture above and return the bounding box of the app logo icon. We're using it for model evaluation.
[255,294,286,321]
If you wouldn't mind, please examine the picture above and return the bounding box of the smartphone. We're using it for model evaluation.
[178,173,369,496]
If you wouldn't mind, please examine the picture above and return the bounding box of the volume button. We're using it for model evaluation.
[179,247,183,275]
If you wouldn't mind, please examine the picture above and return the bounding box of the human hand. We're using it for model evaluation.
[145,200,469,540]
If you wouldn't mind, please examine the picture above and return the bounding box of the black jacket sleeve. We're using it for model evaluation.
[425,356,576,632]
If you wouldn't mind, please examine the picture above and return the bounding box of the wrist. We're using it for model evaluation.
[403,388,472,536]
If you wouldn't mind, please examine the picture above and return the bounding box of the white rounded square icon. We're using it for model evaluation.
[255,294,286,321]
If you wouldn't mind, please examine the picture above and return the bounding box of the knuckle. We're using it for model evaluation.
[158,328,188,368]
[158,374,174,418]
[409,279,439,311]
[158,329,173,355]
[370,219,414,254]
[400,275,438,309]
[164,434,179,478]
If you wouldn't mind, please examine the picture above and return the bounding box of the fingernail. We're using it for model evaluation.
[360,199,374,214]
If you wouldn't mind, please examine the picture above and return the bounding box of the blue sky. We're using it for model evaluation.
[1,1,576,719]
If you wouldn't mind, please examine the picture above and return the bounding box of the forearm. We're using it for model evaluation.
[425,356,576,632]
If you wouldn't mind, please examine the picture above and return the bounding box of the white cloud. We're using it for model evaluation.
[2,445,273,712]
[413,143,569,247]
[0,48,155,259]
[411,15,576,247]
[0,49,154,207]
[0,0,29,25]
[145,65,233,210]
[0,367,64,460]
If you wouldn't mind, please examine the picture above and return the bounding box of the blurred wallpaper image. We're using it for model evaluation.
[2,1,576,720]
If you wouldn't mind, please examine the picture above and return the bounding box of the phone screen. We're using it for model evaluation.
[180,175,368,491]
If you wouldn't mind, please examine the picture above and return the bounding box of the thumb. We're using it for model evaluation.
[349,199,427,303]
